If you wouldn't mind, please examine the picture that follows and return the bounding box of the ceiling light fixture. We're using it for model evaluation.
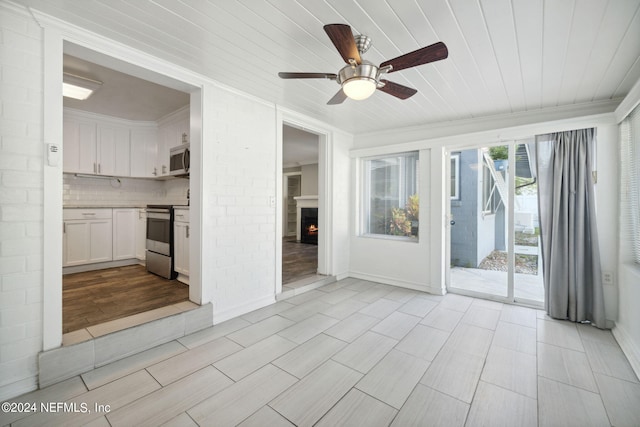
[338,62,379,101]
[62,72,102,100]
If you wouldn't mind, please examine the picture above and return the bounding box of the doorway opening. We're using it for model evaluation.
[447,141,544,307]
[54,42,203,344]
[281,124,327,292]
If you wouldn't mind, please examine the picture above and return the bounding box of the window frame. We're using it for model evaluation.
[450,152,460,200]
[360,151,419,240]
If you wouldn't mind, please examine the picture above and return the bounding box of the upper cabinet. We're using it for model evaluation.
[64,113,131,176]
[97,124,130,176]
[63,118,97,174]
[130,127,158,178]
[63,107,188,179]
[157,106,189,178]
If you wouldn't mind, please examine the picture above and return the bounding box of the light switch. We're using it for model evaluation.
[47,143,60,166]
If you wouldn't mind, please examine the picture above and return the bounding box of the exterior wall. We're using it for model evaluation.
[450,150,480,267]
[0,6,45,400]
[493,204,507,252]
[477,212,496,266]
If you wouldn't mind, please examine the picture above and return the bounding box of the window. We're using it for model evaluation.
[621,105,640,264]
[451,153,460,200]
[363,151,419,238]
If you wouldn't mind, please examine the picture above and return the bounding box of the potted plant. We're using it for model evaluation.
[489,146,508,171]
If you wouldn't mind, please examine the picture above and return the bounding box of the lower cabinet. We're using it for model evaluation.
[64,208,145,267]
[173,208,189,284]
[135,209,147,260]
[63,209,113,266]
[113,209,137,260]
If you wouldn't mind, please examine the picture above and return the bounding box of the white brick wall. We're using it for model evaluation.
[0,6,45,400]
[203,87,277,318]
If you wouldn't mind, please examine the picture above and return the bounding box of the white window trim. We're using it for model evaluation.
[360,151,419,240]
[451,153,460,200]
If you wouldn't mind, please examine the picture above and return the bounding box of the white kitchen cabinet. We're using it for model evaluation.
[173,208,189,284]
[135,209,147,260]
[156,122,174,177]
[113,209,136,260]
[63,118,97,175]
[63,209,113,266]
[176,116,189,146]
[130,128,159,178]
[157,107,189,177]
[98,125,131,176]
[63,114,131,177]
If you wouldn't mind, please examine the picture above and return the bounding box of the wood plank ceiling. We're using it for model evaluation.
[15,0,640,134]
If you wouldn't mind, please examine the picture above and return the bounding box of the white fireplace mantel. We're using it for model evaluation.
[294,196,318,241]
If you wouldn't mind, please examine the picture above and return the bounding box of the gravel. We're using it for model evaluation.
[478,250,539,275]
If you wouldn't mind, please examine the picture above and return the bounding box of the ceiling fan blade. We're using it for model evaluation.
[324,24,361,65]
[380,42,448,73]
[278,72,337,79]
[377,79,417,100]
[327,89,348,105]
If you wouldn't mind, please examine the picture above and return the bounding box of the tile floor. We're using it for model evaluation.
[3,278,640,427]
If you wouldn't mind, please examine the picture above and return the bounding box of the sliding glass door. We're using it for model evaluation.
[447,141,543,306]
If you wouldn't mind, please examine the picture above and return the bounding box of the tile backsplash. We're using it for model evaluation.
[63,174,189,207]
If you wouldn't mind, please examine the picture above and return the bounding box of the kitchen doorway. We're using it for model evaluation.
[43,37,205,349]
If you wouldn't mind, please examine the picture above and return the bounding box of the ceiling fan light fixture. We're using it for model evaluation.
[63,72,102,100]
[338,62,379,100]
[342,78,377,100]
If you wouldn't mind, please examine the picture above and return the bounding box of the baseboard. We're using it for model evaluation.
[63,258,139,274]
[213,294,276,324]
[612,323,640,380]
[349,271,442,295]
[335,272,350,281]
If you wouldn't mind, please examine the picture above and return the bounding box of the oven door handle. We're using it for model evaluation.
[146,208,171,214]
[147,212,170,220]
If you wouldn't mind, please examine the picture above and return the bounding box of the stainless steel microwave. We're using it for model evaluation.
[170,143,190,176]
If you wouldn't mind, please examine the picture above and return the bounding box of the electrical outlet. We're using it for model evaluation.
[602,271,614,286]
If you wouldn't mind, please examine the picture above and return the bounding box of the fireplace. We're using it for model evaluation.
[300,208,318,245]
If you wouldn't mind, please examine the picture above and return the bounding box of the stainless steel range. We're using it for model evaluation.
[146,205,176,279]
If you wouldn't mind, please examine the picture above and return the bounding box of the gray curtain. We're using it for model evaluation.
[535,128,606,329]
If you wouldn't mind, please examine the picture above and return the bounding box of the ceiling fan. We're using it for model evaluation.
[278,24,448,105]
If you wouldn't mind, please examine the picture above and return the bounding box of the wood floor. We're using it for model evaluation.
[63,264,189,333]
[62,239,316,334]
[282,237,318,285]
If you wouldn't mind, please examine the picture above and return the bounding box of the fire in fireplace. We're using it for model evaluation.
[301,207,318,245]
